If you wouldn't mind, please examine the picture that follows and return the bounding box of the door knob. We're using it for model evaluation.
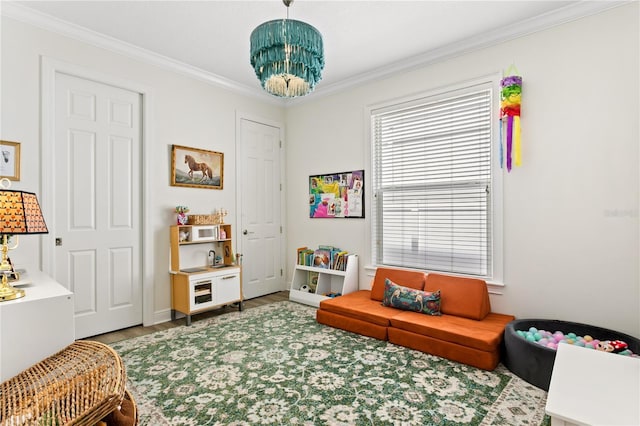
[243,229,248,235]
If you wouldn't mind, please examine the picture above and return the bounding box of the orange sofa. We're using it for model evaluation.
[316,267,515,370]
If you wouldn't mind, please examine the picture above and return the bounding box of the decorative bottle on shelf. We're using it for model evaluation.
[219,228,226,239]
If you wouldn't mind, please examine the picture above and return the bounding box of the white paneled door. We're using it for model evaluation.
[239,119,283,299]
[54,73,142,339]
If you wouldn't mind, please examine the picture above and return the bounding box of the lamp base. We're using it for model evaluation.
[0,284,25,301]
[0,270,24,302]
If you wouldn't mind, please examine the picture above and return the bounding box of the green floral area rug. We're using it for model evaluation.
[110,301,550,425]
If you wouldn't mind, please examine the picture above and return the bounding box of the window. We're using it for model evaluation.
[371,82,498,279]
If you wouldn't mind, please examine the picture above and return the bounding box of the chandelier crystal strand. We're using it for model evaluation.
[250,0,324,98]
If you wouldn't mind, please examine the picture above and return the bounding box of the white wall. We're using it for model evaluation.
[2,4,638,338]
[0,16,285,320]
[285,4,640,337]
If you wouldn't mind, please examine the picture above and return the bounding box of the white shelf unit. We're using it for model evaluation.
[289,254,358,307]
[169,224,242,325]
[170,224,233,271]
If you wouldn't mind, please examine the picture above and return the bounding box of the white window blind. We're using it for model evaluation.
[371,86,493,277]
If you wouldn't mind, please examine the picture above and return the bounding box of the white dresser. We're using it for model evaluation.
[0,269,75,382]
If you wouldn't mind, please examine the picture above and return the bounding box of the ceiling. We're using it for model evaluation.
[4,1,622,100]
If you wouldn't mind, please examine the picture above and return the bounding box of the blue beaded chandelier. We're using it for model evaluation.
[250,0,324,98]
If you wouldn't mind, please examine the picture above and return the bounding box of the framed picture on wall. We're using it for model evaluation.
[171,144,223,189]
[0,141,20,181]
[309,169,364,218]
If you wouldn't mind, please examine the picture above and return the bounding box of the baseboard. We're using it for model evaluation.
[153,308,174,325]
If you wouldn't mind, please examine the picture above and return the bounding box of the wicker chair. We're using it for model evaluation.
[0,340,132,425]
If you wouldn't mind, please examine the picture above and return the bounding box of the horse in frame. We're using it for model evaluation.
[184,154,213,182]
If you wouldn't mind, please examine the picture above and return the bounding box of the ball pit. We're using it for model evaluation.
[503,319,640,391]
[515,328,638,357]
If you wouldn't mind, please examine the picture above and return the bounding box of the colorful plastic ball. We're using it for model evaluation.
[567,332,577,339]
[575,341,586,347]
[566,338,575,344]
[546,342,557,350]
[538,338,549,346]
[529,327,538,333]
[526,334,536,342]
[585,342,596,349]
[584,335,593,342]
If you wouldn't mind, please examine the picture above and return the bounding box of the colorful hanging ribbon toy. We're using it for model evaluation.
[500,71,522,171]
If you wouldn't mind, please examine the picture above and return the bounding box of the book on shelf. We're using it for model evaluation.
[296,246,307,265]
[333,251,349,271]
[327,250,341,269]
[297,248,314,266]
[308,271,319,292]
[296,245,351,270]
[313,249,331,269]
[304,249,314,266]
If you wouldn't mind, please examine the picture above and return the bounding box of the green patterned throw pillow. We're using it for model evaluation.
[382,278,441,315]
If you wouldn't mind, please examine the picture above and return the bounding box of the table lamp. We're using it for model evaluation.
[0,181,48,301]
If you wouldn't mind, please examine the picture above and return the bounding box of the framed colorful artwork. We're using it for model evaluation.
[309,169,364,218]
[171,144,223,189]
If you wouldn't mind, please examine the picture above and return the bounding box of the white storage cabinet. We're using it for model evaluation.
[171,268,241,326]
[0,270,75,381]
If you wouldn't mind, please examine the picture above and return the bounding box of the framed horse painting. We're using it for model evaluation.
[171,144,223,189]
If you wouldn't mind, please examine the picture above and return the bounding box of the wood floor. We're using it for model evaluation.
[88,291,290,345]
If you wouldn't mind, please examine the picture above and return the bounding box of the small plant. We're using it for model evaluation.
[175,206,190,214]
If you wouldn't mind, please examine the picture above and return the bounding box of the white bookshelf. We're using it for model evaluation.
[289,254,358,307]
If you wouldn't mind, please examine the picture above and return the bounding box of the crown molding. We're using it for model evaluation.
[1,1,284,106]
[2,1,629,108]
[296,0,630,105]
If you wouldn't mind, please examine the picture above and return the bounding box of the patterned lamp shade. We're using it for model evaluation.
[0,190,48,234]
